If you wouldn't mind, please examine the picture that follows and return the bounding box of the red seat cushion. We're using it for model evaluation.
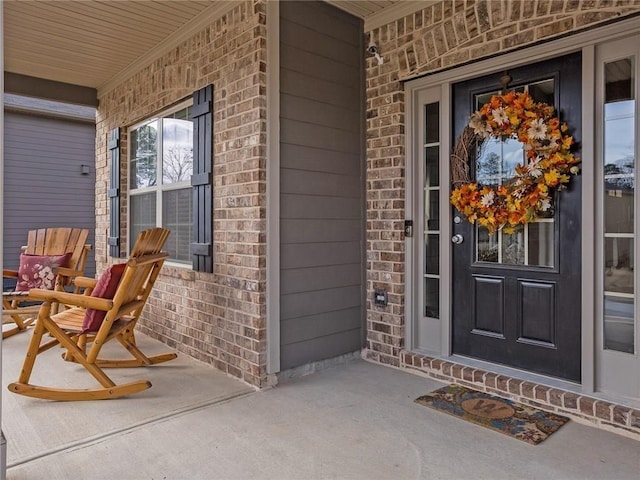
[81,263,127,333]
[15,252,72,292]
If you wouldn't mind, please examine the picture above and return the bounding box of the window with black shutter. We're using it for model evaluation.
[123,84,213,272]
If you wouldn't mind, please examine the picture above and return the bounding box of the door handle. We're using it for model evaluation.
[451,234,464,245]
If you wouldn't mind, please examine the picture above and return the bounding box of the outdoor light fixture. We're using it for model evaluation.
[367,40,384,65]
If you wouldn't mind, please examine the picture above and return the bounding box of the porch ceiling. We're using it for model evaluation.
[4,0,427,96]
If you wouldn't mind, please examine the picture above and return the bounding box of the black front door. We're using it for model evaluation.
[451,53,582,381]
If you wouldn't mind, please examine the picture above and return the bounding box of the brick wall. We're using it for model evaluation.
[364,0,640,365]
[96,0,268,387]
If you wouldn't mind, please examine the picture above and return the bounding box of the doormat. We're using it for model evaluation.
[414,384,569,445]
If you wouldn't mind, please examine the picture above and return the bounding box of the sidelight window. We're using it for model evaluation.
[602,57,635,354]
[424,102,440,318]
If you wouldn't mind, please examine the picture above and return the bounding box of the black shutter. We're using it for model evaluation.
[191,84,214,272]
[107,127,121,257]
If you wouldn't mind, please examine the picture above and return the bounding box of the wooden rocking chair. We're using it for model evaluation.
[8,227,177,401]
[2,227,91,339]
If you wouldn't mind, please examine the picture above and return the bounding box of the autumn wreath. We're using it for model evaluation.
[450,91,580,234]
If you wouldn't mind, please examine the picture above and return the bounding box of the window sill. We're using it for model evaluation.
[159,264,196,281]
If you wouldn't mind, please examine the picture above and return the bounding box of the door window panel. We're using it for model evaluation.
[603,57,635,354]
[473,80,556,267]
[424,277,439,319]
[528,221,554,267]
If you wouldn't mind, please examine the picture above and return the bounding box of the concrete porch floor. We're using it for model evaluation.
[2,331,639,480]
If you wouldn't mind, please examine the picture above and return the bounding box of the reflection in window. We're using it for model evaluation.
[163,117,193,184]
[130,121,158,188]
[603,57,635,353]
[476,137,525,185]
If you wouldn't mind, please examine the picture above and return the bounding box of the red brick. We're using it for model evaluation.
[496,375,510,392]
[484,372,498,389]
[472,369,485,383]
[549,389,564,407]
[521,382,536,400]
[508,379,522,395]
[563,392,579,409]
[612,405,631,426]
[579,397,596,416]
[630,409,640,429]
[535,385,550,402]
[595,401,613,421]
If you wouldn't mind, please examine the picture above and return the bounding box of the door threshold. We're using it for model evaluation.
[448,354,582,393]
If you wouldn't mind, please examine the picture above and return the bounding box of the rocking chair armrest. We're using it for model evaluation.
[27,288,114,311]
[55,267,83,279]
[72,276,99,289]
[3,269,18,279]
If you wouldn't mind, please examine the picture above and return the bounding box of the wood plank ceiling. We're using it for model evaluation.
[4,0,215,89]
[3,0,419,92]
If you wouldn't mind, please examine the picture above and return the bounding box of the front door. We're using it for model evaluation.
[451,53,582,381]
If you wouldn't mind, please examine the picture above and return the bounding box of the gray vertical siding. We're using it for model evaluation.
[279,1,364,370]
[4,111,96,282]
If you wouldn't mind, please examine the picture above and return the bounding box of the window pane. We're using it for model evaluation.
[425,103,439,144]
[605,58,633,102]
[528,222,554,267]
[130,193,156,250]
[425,277,439,319]
[604,296,634,353]
[477,137,524,185]
[502,225,525,265]
[604,101,635,233]
[425,146,439,187]
[130,121,158,189]
[425,234,439,275]
[528,79,554,105]
[477,228,498,263]
[163,188,193,264]
[162,107,193,185]
[475,90,499,110]
[426,189,439,231]
[604,237,634,295]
